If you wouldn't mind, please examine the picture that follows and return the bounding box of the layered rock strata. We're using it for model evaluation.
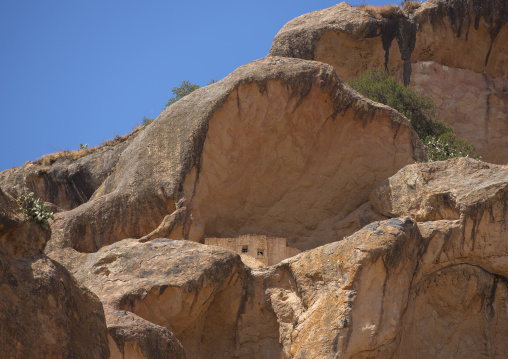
[270,0,508,164]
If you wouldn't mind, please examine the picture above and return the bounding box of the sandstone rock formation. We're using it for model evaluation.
[2,2,508,358]
[48,238,242,359]
[0,189,110,359]
[0,130,139,212]
[42,157,508,359]
[4,56,424,254]
[270,0,508,164]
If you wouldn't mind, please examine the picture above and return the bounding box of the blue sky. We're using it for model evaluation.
[0,0,393,171]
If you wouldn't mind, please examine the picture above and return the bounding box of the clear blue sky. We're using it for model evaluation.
[0,0,392,171]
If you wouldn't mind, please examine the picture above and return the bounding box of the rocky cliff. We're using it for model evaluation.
[270,0,508,164]
[0,189,110,358]
[1,0,508,358]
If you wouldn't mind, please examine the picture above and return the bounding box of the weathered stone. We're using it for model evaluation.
[269,0,508,163]
[48,238,247,359]
[0,190,110,359]
[0,129,138,211]
[370,157,508,222]
[45,56,425,253]
[107,309,186,359]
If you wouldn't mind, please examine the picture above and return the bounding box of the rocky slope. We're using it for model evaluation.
[270,0,508,164]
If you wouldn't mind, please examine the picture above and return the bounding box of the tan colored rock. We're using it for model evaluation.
[269,0,508,163]
[46,156,508,358]
[45,56,424,253]
[370,157,508,222]
[0,189,110,359]
[107,309,186,359]
[0,129,139,211]
[48,238,245,359]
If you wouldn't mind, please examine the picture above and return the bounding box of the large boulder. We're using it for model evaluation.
[48,238,247,359]
[0,189,110,359]
[44,56,425,253]
[270,0,508,164]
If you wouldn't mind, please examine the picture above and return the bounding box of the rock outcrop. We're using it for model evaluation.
[45,157,508,358]
[270,0,508,164]
[35,56,425,253]
[0,189,110,359]
[0,130,139,211]
[1,2,508,357]
[48,238,243,359]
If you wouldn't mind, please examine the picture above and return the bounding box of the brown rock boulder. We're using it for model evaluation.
[269,0,508,164]
[48,238,246,359]
[370,157,508,222]
[246,215,508,358]
[0,190,110,359]
[107,309,186,359]
[46,56,425,253]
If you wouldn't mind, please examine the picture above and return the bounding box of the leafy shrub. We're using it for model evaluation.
[18,192,54,230]
[165,81,200,108]
[348,69,480,161]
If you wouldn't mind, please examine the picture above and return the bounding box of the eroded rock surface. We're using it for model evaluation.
[49,239,246,359]
[42,157,508,358]
[43,56,424,253]
[0,130,138,211]
[270,0,508,163]
[370,157,508,221]
[0,189,109,359]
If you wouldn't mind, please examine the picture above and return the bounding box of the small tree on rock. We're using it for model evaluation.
[165,81,200,108]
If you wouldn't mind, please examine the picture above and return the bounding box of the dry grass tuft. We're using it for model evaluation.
[400,1,422,14]
[358,4,404,19]
[34,127,143,166]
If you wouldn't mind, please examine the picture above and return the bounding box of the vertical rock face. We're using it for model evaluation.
[7,56,424,254]
[269,0,508,164]
[0,189,110,359]
[44,157,508,359]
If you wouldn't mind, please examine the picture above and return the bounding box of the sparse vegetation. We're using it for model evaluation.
[358,4,403,18]
[165,80,200,108]
[348,69,480,162]
[357,0,423,17]
[399,0,422,14]
[141,115,154,127]
[164,79,218,108]
[18,192,54,230]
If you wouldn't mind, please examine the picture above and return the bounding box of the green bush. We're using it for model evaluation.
[165,80,200,108]
[348,69,480,161]
[18,192,54,230]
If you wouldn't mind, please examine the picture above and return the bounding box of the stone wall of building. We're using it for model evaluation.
[205,235,301,267]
